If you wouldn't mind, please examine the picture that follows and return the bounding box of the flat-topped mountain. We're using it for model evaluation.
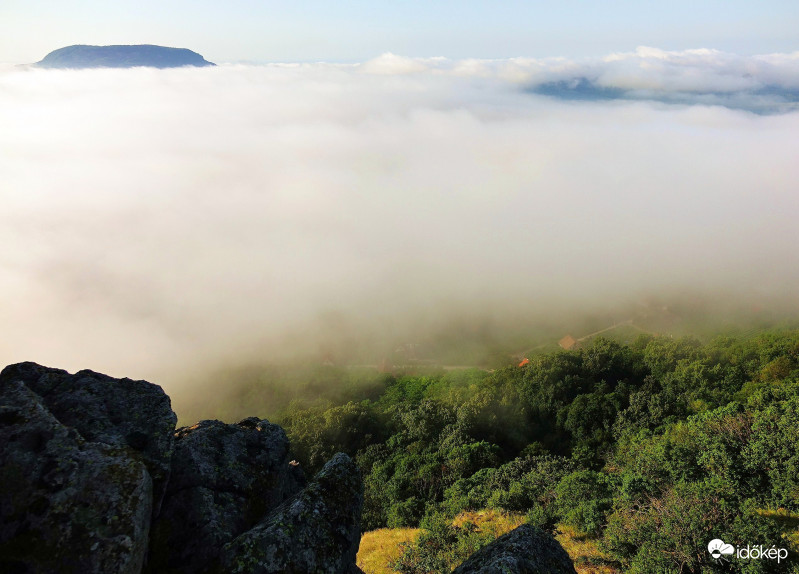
[35,44,215,69]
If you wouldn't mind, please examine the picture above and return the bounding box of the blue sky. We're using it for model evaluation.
[2,0,798,63]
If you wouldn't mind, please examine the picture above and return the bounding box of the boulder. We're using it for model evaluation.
[452,524,577,574]
[147,418,302,574]
[0,380,152,574]
[0,362,177,515]
[220,452,363,574]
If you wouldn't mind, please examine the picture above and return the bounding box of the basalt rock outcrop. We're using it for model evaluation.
[147,418,303,573]
[220,452,363,574]
[0,362,177,515]
[452,523,577,574]
[0,378,153,574]
[0,362,362,574]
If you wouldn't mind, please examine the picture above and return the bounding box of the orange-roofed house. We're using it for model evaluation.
[558,335,577,350]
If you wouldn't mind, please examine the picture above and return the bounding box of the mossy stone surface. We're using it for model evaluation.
[0,381,152,574]
[0,362,177,516]
[147,418,301,574]
[220,452,363,574]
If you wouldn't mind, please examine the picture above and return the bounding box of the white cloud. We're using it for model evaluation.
[352,48,799,111]
[360,53,437,75]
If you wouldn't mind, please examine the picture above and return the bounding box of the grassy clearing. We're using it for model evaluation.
[555,524,621,574]
[356,511,521,574]
[452,509,525,537]
[357,527,421,574]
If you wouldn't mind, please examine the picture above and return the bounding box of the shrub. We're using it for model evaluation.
[603,477,787,573]
[390,513,493,574]
[554,470,614,536]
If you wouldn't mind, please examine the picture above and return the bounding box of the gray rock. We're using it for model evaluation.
[452,524,577,574]
[220,452,363,574]
[0,362,177,516]
[147,417,301,574]
[0,380,152,574]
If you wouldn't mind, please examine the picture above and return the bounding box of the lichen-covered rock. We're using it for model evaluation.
[220,452,363,574]
[0,361,177,515]
[452,524,577,574]
[0,381,152,574]
[0,361,362,574]
[147,417,301,574]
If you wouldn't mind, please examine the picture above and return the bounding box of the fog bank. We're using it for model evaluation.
[1,49,798,397]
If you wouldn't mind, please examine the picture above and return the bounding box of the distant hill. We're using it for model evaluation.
[35,44,215,69]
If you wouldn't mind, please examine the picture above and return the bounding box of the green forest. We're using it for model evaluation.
[213,331,799,572]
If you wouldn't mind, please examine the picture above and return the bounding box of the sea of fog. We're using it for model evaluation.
[1,48,798,394]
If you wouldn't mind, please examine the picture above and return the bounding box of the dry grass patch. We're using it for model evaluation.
[452,509,525,537]
[555,524,620,574]
[357,527,421,574]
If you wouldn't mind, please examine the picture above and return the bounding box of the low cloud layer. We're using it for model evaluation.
[365,47,799,113]
[1,48,798,394]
